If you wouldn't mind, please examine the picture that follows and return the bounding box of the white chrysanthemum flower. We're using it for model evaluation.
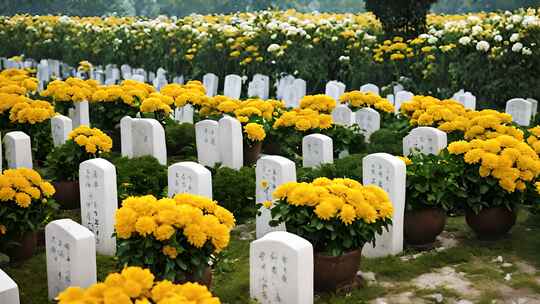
[511,42,523,52]
[476,41,490,52]
[459,36,471,45]
[267,44,280,52]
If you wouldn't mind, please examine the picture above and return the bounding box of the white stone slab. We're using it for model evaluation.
[302,134,333,168]
[51,115,72,147]
[168,161,212,199]
[250,231,313,304]
[4,131,32,169]
[360,83,380,95]
[403,127,448,156]
[203,73,219,97]
[195,120,220,167]
[46,219,96,300]
[325,81,345,101]
[527,98,538,119]
[218,116,243,170]
[248,74,270,99]
[174,104,194,124]
[71,101,90,128]
[0,269,19,304]
[362,153,406,258]
[331,104,354,126]
[131,118,167,165]
[79,158,118,256]
[395,91,414,113]
[120,116,134,158]
[256,156,296,238]
[224,74,242,99]
[506,98,533,126]
[356,108,381,142]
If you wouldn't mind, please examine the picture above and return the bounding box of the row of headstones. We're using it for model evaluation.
[505,98,538,126]
[0,125,449,303]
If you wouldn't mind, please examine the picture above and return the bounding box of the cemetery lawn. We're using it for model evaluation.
[4,209,540,304]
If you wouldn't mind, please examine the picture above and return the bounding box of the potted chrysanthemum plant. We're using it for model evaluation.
[265,177,393,291]
[45,125,112,209]
[114,193,235,285]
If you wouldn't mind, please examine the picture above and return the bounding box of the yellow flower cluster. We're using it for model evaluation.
[77,60,93,72]
[339,91,394,113]
[115,194,235,253]
[299,94,336,113]
[140,93,174,115]
[41,78,99,102]
[527,126,540,154]
[373,37,413,63]
[448,135,540,193]
[0,168,55,208]
[272,177,393,225]
[244,123,266,142]
[0,69,38,95]
[91,80,155,106]
[67,125,113,154]
[273,108,333,132]
[197,95,283,123]
[160,81,207,109]
[8,99,55,124]
[0,93,29,115]
[57,267,220,304]
[401,96,523,141]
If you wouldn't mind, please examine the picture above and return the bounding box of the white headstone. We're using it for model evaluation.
[332,104,354,126]
[172,75,184,84]
[37,60,50,92]
[403,127,448,156]
[153,75,168,91]
[195,120,220,167]
[168,161,212,199]
[325,81,345,101]
[356,108,381,141]
[70,101,90,128]
[120,64,132,79]
[362,153,406,258]
[203,73,219,97]
[218,116,243,170]
[454,92,476,110]
[248,74,270,99]
[79,158,118,256]
[48,59,61,79]
[132,74,145,83]
[148,72,156,83]
[527,98,538,119]
[174,104,194,124]
[224,74,242,99]
[276,75,295,99]
[302,134,333,168]
[0,269,20,304]
[506,98,533,126]
[250,231,313,304]
[104,78,116,85]
[4,131,32,169]
[360,83,380,95]
[46,219,96,301]
[256,155,296,238]
[132,118,167,165]
[395,91,414,114]
[120,116,134,158]
[51,115,72,147]
[393,84,404,96]
[156,67,167,78]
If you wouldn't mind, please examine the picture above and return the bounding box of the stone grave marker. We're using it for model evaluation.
[224,74,242,99]
[332,104,354,126]
[256,156,296,238]
[527,98,538,119]
[302,134,333,168]
[360,83,380,95]
[250,231,313,304]
[51,115,72,147]
[218,116,243,170]
[168,161,212,199]
[4,131,32,169]
[195,120,220,167]
[248,74,270,99]
[46,219,96,300]
[356,108,381,142]
[203,73,219,97]
[403,127,448,156]
[0,269,20,304]
[131,118,167,165]
[395,91,414,114]
[69,101,90,128]
[174,104,194,124]
[506,98,533,126]
[362,153,406,258]
[79,158,118,256]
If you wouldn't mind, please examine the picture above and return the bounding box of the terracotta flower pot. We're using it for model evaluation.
[244,141,263,166]
[263,140,281,155]
[53,181,80,210]
[404,207,447,249]
[178,267,212,288]
[6,231,37,262]
[314,249,362,292]
[466,207,517,240]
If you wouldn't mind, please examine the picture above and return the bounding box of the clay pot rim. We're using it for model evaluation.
[314,248,362,259]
